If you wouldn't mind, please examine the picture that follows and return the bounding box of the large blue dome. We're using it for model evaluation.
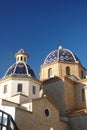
[4,49,36,78]
[43,46,81,65]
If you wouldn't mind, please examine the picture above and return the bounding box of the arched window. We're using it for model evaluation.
[20,56,23,61]
[82,89,85,101]
[66,66,70,75]
[48,68,52,78]
[24,57,26,62]
[81,70,84,79]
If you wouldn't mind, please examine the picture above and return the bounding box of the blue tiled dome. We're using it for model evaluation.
[43,46,80,65]
[4,49,36,78]
[4,63,36,78]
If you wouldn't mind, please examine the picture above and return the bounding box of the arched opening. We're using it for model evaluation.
[81,70,84,79]
[82,89,85,101]
[20,56,23,61]
[48,68,52,78]
[66,66,70,75]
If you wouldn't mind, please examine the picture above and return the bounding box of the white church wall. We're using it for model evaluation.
[29,81,40,99]
[0,80,12,99]
[0,99,15,120]
[11,79,29,96]
[21,101,33,111]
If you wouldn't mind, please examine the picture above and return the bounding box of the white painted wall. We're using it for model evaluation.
[0,78,40,103]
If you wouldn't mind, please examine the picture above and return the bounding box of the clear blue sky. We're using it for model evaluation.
[0,0,87,79]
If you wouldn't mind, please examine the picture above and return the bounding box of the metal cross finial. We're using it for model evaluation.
[58,40,62,44]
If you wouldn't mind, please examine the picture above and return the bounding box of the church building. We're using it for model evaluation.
[0,45,87,130]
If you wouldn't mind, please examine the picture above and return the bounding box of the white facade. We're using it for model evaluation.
[0,77,40,103]
[0,49,41,104]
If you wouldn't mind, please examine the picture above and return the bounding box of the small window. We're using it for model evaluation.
[17,84,22,92]
[81,70,84,79]
[24,57,26,62]
[20,56,23,61]
[3,85,7,93]
[66,66,70,75]
[45,109,50,117]
[32,86,36,94]
[48,68,52,78]
[82,89,85,101]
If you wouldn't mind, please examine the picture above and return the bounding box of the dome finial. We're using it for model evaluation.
[59,45,62,50]
[58,40,63,49]
[18,48,24,53]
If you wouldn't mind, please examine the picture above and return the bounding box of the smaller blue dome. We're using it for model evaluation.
[4,49,36,78]
[4,63,36,78]
[43,46,81,65]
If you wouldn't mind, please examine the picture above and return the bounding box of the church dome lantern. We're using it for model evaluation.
[15,49,29,63]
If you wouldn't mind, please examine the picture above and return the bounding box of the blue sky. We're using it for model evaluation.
[0,0,87,79]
